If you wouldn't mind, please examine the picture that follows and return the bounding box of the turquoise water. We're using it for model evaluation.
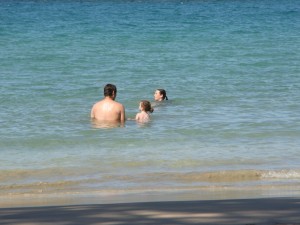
[1,0,300,204]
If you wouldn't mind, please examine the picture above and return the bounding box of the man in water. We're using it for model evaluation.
[91,84,125,125]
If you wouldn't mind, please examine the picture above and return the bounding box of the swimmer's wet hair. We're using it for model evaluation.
[140,100,154,113]
[157,89,168,100]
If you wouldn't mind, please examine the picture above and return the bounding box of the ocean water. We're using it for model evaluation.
[1,0,300,205]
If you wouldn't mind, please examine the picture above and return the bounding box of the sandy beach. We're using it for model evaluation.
[1,198,300,225]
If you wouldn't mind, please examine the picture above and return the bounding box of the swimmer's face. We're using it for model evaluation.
[139,102,143,111]
[154,90,163,101]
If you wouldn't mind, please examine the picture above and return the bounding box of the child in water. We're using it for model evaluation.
[135,100,154,123]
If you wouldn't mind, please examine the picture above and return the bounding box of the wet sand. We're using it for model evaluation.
[1,198,300,225]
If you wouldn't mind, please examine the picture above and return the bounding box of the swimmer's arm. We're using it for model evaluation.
[120,105,125,123]
[125,113,139,121]
[135,113,140,121]
[90,105,95,118]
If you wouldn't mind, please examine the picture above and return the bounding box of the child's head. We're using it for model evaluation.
[139,100,154,113]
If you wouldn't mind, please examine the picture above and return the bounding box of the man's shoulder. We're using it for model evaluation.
[93,100,104,107]
[114,101,124,108]
[94,98,124,110]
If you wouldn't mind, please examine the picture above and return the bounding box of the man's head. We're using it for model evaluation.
[104,84,117,99]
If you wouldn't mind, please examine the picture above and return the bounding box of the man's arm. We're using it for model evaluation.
[120,105,125,122]
[90,105,95,118]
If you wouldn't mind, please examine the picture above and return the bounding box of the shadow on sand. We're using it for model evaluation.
[1,198,300,225]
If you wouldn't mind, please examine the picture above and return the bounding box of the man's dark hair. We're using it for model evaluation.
[104,84,117,97]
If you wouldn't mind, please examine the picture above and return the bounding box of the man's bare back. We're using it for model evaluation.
[91,97,125,122]
[91,84,125,123]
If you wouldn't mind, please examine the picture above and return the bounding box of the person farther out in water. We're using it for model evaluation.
[91,84,125,125]
[135,100,154,123]
[154,89,168,101]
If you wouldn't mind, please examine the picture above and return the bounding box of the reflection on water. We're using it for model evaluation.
[136,120,153,128]
[151,100,171,109]
[91,118,154,129]
[91,119,124,129]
